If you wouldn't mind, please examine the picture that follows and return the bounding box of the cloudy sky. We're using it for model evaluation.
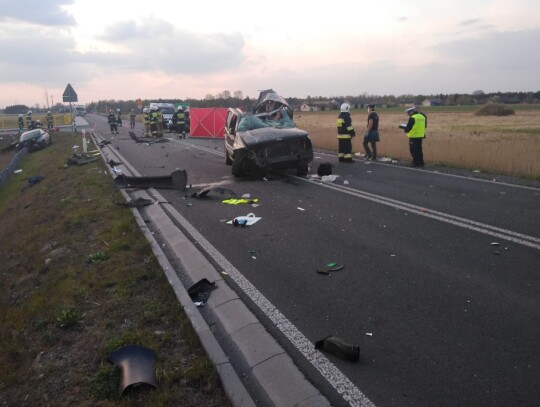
[0,0,539,108]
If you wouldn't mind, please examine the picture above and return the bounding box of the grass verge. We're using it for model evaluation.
[0,133,230,406]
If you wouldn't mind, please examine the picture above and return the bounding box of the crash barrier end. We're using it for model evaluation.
[0,147,29,187]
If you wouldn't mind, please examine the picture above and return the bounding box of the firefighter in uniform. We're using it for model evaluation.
[46,111,54,131]
[156,108,164,137]
[142,108,150,136]
[177,106,186,138]
[26,110,32,129]
[108,109,118,134]
[150,106,159,137]
[336,103,356,162]
[116,109,122,127]
[18,114,24,132]
[402,106,426,167]
[129,109,136,129]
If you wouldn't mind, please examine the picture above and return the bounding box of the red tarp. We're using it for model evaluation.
[189,108,227,138]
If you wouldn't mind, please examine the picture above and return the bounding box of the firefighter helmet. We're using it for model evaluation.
[116,108,121,113]
[19,114,23,118]
[27,110,32,115]
[340,103,350,113]
[143,107,149,113]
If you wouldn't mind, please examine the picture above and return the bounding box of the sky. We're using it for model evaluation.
[0,0,539,108]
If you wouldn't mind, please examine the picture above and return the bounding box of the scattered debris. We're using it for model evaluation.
[317,263,344,274]
[297,207,305,211]
[222,197,259,205]
[107,345,158,396]
[315,335,360,362]
[227,213,261,226]
[114,197,154,208]
[191,186,237,199]
[491,242,500,246]
[317,162,333,176]
[66,154,100,166]
[26,175,44,186]
[114,169,187,191]
[187,278,217,304]
[321,175,339,182]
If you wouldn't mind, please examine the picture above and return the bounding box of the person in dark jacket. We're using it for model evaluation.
[336,103,356,162]
[363,104,380,161]
[108,110,118,134]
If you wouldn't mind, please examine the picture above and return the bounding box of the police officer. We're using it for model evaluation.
[108,109,118,134]
[129,109,136,129]
[336,103,356,162]
[402,106,426,167]
[142,107,151,137]
[46,111,54,131]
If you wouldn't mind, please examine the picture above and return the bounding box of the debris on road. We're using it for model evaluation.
[227,213,261,226]
[114,197,154,208]
[191,186,237,199]
[315,335,360,362]
[188,278,217,304]
[114,169,187,191]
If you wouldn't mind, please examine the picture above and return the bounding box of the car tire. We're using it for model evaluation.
[296,161,311,176]
[232,150,248,177]
[225,148,233,165]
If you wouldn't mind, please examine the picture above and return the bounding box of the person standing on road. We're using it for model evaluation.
[156,108,164,137]
[26,110,32,129]
[150,106,159,137]
[336,103,356,162]
[129,109,136,129]
[402,106,426,167]
[116,109,123,127]
[46,111,54,131]
[177,106,186,138]
[108,109,118,134]
[363,104,380,161]
[142,107,151,136]
[18,114,24,133]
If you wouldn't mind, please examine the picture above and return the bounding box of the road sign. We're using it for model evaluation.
[63,83,78,102]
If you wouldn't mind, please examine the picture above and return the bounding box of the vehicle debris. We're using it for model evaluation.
[114,197,154,208]
[114,169,187,190]
[315,335,360,362]
[191,186,237,199]
[187,278,217,304]
[222,197,259,205]
[106,345,158,396]
[317,162,333,176]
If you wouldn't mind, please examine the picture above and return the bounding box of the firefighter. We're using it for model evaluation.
[142,107,150,137]
[156,108,164,137]
[129,109,136,129]
[116,108,122,127]
[176,106,186,138]
[150,106,159,137]
[18,114,24,132]
[108,109,118,134]
[46,111,54,131]
[26,110,32,129]
[336,103,356,162]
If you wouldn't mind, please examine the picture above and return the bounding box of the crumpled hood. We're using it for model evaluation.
[239,127,309,147]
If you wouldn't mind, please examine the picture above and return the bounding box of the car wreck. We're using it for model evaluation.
[224,89,313,177]
[16,129,51,151]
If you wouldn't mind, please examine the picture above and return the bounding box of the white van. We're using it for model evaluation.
[75,105,86,116]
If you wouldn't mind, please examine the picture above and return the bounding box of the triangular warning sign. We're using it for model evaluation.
[62,83,78,102]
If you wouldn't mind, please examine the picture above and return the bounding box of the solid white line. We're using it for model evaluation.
[161,202,376,407]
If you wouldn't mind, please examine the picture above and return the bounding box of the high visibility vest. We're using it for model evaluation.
[407,113,426,138]
[150,111,159,123]
[177,112,186,124]
[143,113,150,124]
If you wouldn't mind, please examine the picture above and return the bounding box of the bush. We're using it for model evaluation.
[475,104,515,116]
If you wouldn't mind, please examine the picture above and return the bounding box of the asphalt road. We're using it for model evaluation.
[85,114,540,407]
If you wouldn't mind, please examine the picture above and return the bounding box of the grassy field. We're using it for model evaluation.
[295,105,540,179]
[0,134,230,406]
[0,113,73,129]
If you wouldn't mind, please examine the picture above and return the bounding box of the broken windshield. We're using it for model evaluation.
[238,110,296,131]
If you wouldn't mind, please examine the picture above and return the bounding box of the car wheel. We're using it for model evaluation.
[296,161,311,176]
[232,150,248,177]
[225,148,233,165]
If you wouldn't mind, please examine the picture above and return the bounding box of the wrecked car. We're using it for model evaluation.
[16,129,51,151]
[224,89,313,177]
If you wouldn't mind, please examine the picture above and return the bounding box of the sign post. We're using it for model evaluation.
[62,83,78,133]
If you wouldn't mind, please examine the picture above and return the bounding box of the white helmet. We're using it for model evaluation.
[151,106,158,111]
[340,103,350,113]
[19,114,23,118]
[48,111,51,114]
[143,107,149,113]
[116,108,121,112]
[27,110,32,114]
[177,106,183,112]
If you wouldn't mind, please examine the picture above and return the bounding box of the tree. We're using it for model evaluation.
[233,90,243,99]
[204,94,215,101]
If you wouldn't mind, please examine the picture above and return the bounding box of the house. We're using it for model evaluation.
[300,101,334,112]
[422,99,443,107]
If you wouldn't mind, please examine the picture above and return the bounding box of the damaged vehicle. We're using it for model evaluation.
[16,129,51,151]
[224,89,313,177]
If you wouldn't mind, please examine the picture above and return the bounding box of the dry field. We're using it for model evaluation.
[295,108,540,179]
